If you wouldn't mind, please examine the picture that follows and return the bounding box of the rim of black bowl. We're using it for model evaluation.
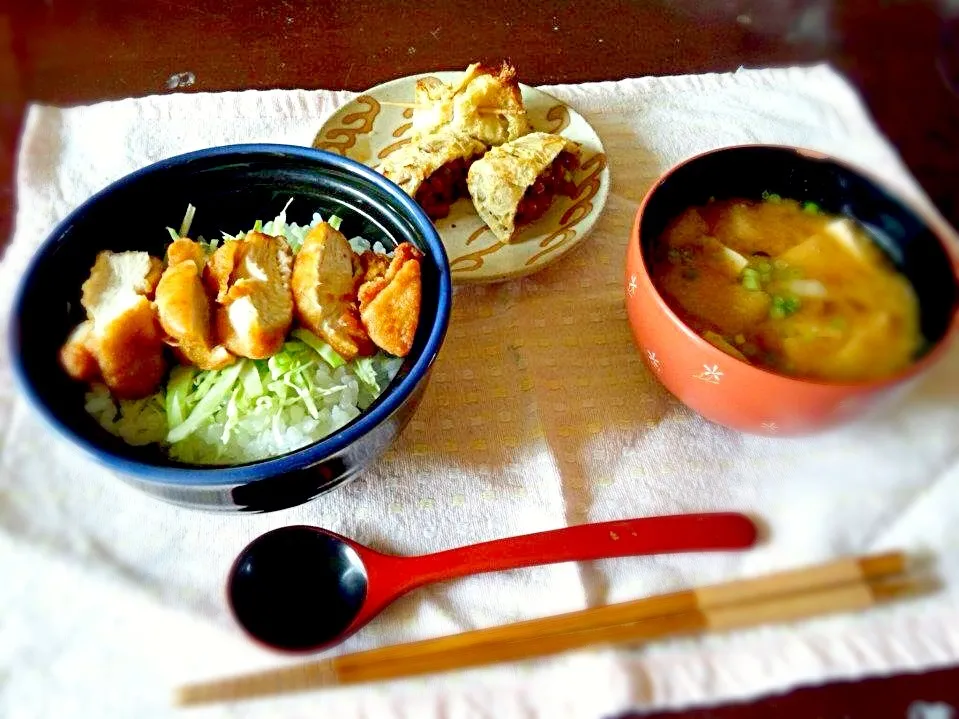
[9,143,452,486]
[635,143,959,389]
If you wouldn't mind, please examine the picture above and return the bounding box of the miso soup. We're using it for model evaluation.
[651,196,923,382]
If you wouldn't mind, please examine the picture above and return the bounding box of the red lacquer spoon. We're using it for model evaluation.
[228,512,758,652]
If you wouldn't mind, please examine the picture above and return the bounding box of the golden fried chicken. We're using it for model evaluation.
[81,250,163,314]
[352,250,391,293]
[358,243,423,357]
[94,299,168,399]
[59,320,100,383]
[155,239,234,370]
[203,239,242,303]
[292,223,376,361]
[72,250,167,399]
[166,237,207,267]
[205,232,294,359]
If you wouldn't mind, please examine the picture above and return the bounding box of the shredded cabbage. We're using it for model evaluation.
[86,204,403,465]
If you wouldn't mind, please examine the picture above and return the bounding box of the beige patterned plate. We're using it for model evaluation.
[313,72,610,284]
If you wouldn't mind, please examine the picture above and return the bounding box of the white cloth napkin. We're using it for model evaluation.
[2,65,959,719]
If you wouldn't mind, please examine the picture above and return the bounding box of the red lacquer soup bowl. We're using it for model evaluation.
[625,145,959,436]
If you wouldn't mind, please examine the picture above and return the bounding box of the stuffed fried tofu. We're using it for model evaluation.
[377,129,487,220]
[466,132,580,242]
[411,62,530,147]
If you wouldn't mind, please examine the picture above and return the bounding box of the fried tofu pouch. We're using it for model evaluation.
[204,232,294,359]
[377,129,486,199]
[466,132,579,242]
[411,62,530,146]
[155,238,234,370]
[59,250,167,399]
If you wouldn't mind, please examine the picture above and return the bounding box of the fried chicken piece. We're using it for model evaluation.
[166,237,207,267]
[358,243,423,357]
[73,250,167,399]
[81,250,163,312]
[203,239,243,303]
[292,223,376,361]
[206,232,294,359]
[155,239,235,370]
[352,250,391,293]
[59,320,100,383]
[94,299,168,399]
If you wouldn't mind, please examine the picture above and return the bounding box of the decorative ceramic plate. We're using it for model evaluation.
[313,72,610,284]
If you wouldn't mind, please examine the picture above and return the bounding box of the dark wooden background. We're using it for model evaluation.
[2,0,958,716]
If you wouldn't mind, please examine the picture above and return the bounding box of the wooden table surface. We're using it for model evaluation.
[3,1,959,716]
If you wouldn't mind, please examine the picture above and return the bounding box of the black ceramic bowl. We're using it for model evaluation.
[10,144,452,512]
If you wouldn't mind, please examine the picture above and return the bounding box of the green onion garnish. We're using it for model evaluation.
[741,268,762,291]
[770,294,802,319]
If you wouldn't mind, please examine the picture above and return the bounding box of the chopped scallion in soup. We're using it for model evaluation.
[652,197,923,382]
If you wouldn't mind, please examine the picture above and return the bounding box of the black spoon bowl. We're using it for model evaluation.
[229,527,369,651]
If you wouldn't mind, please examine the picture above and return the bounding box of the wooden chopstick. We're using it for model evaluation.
[176,552,930,706]
[334,551,907,668]
[335,575,934,686]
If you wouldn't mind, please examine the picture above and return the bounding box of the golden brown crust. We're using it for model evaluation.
[358,243,423,357]
[92,298,167,400]
[208,232,294,360]
[58,320,100,383]
[352,250,391,293]
[67,250,168,398]
[167,237,207,267]
[203,240,242,303]
[292,223,376,361]
[145,257,164,296]
[155,248,236,371]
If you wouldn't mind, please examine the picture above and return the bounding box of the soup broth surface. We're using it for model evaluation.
[652,197,923,382]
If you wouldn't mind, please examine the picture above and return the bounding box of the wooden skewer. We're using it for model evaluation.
[176,552,928,706]
[378,100,522,116]
[379,100,424,109]
[450,62,482,95]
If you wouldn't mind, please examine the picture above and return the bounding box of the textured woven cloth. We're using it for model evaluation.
[2,65,958,719]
